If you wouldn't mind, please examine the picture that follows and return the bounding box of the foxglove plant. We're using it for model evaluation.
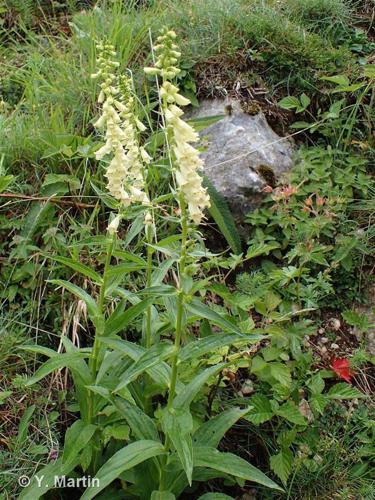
[19,31,281,500]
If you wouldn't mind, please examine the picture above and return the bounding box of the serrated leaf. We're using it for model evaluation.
[278,96,301,110]
[270,448,293,484]
[327,383,365,400]
[246,394,274,424]
[246,242,280,260]
[270,363,292,387]
[308,373,325,395]
[276,401,306,426]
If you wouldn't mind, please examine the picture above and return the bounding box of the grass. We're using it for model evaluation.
[0,0,362,174]
[0,0,374,497]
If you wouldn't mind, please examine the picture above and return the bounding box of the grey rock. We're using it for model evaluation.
[189,99,294,221]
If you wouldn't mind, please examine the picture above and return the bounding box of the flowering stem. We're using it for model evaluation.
[145,244,153,348]
[90,234,115,378]
[167,194,188,409]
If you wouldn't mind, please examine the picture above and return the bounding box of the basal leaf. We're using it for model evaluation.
[194,446,283,491]
[81,440,165,500]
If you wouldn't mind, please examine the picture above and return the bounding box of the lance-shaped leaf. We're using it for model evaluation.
[24,352,91,386]
[162,408,193,485]
[194,446,283,491]
[180,333,263,362]
[46,255,102,284]
[193,407,250,448]
[173,363,226,409]
[186,299,245,336]
[114,343,175,392]
[81,440,165,500]
[48,279,101,327]
[62,420,97,465]
[105,297,154,336]
[113,398,160,442]
[101,337,182,391]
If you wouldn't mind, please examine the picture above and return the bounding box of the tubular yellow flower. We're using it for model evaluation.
[145,29,210,224]
[92,42,149,209]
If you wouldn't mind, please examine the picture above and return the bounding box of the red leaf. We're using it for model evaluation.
[331,358,353,383]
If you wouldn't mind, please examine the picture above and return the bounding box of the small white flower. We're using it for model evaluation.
[107,214,121,235]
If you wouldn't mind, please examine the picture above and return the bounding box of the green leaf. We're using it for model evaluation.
[203,176,242,254]
[81,441,165,500]
[180,333,255,362]
[62,420,97,465]
[105,298,154,336]
[364,65,375,79]
[186,299,244,336]
[308,373,325,395]
[188,114,225,131]
[46,255,102,283]
[321,74,350,86]
[300,93,311,109]
[310,394,327,415]
[276,401,306,426]
[100,337,177,391]
[0,391,12,405]
[151,493,175,500]
[270,363,292,387]
[24,353,90,386]
[194,446,283,491]
[106,262,146,277]
[113,398,160,441]
[198,495,234,500]
[246,242,280,259]
[114,343,175,392]
[327,383,365,400]
[19,458,79,499]
[48,279,101,326]
[278,96,301,110]
[245,394,274,424]
[193,407,250,447]
[162,409,193,484]
[173,363,226,409]
[0,175,14,191]
[16,405,35,449]
[270,448,293,484]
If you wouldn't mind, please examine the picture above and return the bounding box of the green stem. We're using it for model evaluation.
[167,195,188,408]
[90,234,116,379]
[145,244,153,348]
